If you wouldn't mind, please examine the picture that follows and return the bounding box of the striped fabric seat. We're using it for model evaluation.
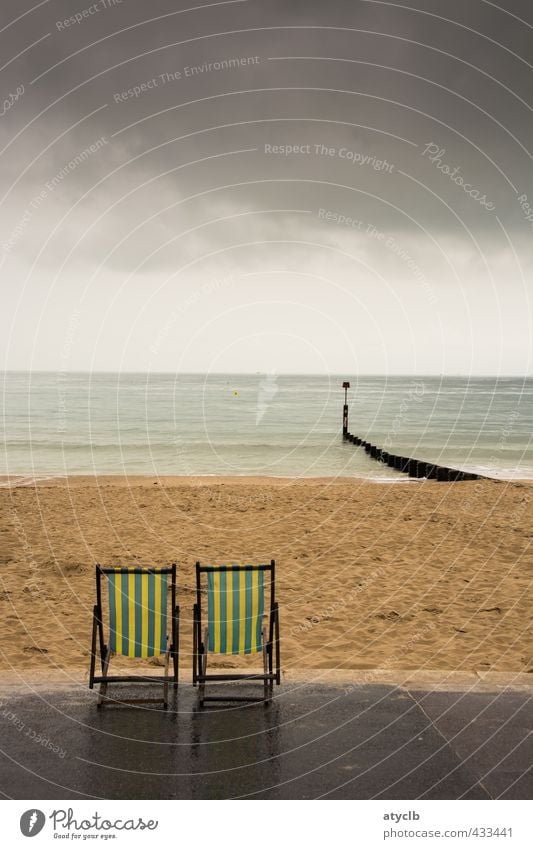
[106,570,168,658]
[207,567,265,655]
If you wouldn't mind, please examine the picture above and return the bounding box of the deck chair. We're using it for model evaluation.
[89,565,179,708]
[193,560,280,705]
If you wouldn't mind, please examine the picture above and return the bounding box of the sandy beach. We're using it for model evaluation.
[0,475,531,677]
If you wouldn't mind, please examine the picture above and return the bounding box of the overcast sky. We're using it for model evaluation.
[0,0,531,374]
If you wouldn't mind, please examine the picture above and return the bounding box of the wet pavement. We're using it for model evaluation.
[0,678,530,799]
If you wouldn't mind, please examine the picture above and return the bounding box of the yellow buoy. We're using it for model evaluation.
[233,390,238,396]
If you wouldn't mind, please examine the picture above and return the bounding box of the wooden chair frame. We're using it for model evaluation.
[89,564,179,708]
[193,560,280,706]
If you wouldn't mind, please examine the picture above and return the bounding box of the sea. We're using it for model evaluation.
[1,372,532,480]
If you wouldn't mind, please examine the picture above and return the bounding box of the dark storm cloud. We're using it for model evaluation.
[1,1,530,249]
[1,1,531,373]
[3,0,532,212]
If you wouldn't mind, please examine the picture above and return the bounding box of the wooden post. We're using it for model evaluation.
[342,381,350,439]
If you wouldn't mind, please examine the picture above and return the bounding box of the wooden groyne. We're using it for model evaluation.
[341,381,482,482]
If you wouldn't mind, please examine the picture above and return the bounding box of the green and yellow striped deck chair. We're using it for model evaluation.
[89,565,179,708]
[193,561,280,705]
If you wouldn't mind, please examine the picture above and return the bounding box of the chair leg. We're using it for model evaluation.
[89,608,98,689]
[274,604,281,685]
[199,628,208,707]
[192,603,200,686]
[267,616,274,697]
[163,647,170,709]
[173,606,180,690]
[97,649,111,708]
[262,627,270,703]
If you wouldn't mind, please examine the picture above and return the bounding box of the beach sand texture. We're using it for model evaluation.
[0,476,531,676]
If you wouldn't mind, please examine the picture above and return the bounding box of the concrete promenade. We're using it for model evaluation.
[0,670,530,799]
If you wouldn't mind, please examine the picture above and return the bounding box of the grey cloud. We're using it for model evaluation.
[1,0,531,372]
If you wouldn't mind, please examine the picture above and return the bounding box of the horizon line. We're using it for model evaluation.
[1,370,531,378]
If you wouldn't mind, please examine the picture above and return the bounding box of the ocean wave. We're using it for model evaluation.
[1,439,333,450]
